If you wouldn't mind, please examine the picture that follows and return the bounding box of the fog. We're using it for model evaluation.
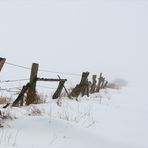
[0,0,148,86]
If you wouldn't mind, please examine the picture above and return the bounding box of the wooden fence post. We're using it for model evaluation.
[0,57,6,72]
[26,63,39,105]
[57,75,71,98]
[70,72,89,98]
[52,80,66,99]
[96,73,103,92]
[103,81,108,88]
[100,77,105,89]
[90,75,97,94]
[12,83,30,107]
[82,79,90,97]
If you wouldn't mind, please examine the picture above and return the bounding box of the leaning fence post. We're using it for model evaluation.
[26,63,39,105]
[70,72,89,98]
[103,81,108,89]
[100,77,105,89]
[57,75,70,98]
[52,80,66,99]
[90,75,97,94]
[0,57,6,72]
[82,79,90,97]
[96,73,103,92]
[12,83,30,107]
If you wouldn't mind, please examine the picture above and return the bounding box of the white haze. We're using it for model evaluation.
[0,0,148,86]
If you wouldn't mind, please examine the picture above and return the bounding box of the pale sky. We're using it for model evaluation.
[0,0,148,88]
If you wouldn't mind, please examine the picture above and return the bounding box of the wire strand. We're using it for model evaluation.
[0,88,20,93]
[6,62,31,70]
[5,61,81,76]
[0,79,29,83]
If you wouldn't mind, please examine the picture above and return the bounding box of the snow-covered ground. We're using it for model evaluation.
[0,83,148,148]
[0,0,148,147]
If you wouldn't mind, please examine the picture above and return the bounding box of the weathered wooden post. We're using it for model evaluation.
[90,75,97,94]
[12,83,30,107]
[103,81,108,88]
[82,79,90,97]
[26,63,39,105]
[96,73,103,92]
[36,77,67,99]
[100,77,105,89]
[52,80,66,99]
[0,57,6,72]
[79,72,90,97]
[80,72,89,85]
[57,75,71,98]
[71,72,89,98]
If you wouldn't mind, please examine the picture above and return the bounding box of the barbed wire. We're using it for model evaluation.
[0,86,21,90]
[2,86,21,89]
[6,62,31,70]
[1,61,81,94]
[0,79,29,83]
[5,61,81,76]
[0,88,20,93]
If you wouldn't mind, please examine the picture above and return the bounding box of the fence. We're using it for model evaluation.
[0,57,108,108]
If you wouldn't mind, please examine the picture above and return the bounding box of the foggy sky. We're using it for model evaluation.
[0,0,148,86]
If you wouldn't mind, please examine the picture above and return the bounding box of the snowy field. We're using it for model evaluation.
[0,83,148,148]
[0,0,148,148]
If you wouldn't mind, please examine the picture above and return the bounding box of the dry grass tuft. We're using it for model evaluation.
[0,124,4,128]
[1,110,14,120]
[0,97,10,104]
[32,93,47,104]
